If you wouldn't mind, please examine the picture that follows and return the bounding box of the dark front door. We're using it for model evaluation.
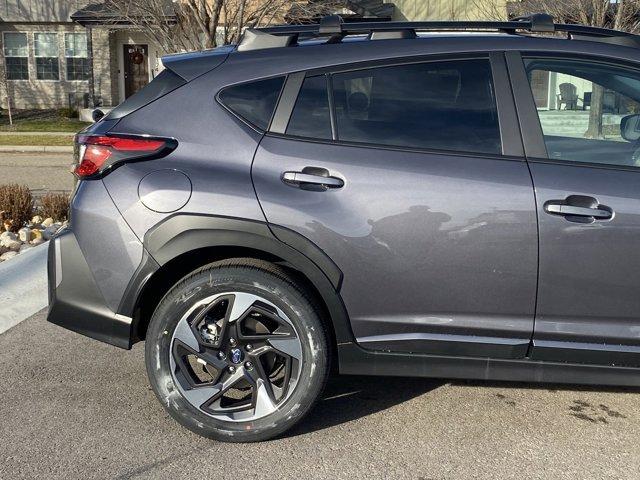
[123,44,148,98]
[253,56,538,359]
[515,53,640,366]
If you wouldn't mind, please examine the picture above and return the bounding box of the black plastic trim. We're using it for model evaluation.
[505,50,549,159]
[490,51,525,157]
[270,72,305,134]
[338,343,640,386]
[46,229,133,349]
[531,340,640,367]
[117,248,160,317]
[139,214,352,344]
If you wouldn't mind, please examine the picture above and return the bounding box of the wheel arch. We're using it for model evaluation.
[119,214,353,351]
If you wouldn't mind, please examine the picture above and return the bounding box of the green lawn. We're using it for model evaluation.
[0,135,74,146]
[0,119,89,133]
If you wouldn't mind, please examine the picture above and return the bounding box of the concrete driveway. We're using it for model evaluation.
[1,310,639,480]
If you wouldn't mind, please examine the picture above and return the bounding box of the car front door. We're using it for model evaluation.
[252,54,538,359]
[511,52,640,366]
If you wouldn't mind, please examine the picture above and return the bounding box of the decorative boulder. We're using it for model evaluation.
[6,240,21,252]
[0,231,18,248]
[41,217,54,228]
[31,215,43,226]
[31,238,45,246]
[42,224,61,241]
[0,251,18,261]
[31,229,43,240]
[18,227,32,243]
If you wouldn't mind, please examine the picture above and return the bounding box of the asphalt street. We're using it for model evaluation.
[0,152,74,192]
[1,309,640,480]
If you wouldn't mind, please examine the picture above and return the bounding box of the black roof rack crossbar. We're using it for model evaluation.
[242,13,640,50]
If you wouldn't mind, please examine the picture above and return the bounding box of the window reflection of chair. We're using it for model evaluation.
[557,83,581,110]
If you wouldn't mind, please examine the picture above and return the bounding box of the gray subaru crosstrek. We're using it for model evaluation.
[48,13,640,442]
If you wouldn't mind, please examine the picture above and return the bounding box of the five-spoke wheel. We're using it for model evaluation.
[145,260,330,442]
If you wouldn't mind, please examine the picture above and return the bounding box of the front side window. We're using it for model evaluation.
[331,59,501,154]
[4,33,28,80]
[525,57,640,168]
[34,33,59,80]
[65,33,89,81]
[218,77,285,130]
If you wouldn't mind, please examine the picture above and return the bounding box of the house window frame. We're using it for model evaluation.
[64,32,89,82]
[34,31,60,81]
[3,32,29,81]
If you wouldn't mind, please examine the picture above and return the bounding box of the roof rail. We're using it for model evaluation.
[238,13,640,51]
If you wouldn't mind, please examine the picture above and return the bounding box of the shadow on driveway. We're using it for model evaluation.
[289,374,444,437]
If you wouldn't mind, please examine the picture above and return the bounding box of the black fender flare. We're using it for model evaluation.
[119,214,355,345]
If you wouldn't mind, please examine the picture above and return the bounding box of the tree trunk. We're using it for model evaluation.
[585,83,604,139]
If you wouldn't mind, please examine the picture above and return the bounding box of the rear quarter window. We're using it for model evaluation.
[105,69,186,120]
[218,77,285,131]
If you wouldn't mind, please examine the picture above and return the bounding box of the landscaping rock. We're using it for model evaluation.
[6,240,21,252]
[30,238,45,246]
[18,227,32,242]
[42,217,54,228]
[42,224,61,241]
[0,231,17,246]
[31,229,43,240]
[0,245,8,255]
[31,215,43,225]
[0,251,18,261]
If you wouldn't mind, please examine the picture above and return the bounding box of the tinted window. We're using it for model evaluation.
[219,77,284,130]
[332,59,501,154]
[525,58,640,168]
[106,69,186,120]
[286,75,332,139]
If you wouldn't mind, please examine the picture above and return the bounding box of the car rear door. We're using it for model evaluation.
[252,53,538,359]
[509,51,640,366]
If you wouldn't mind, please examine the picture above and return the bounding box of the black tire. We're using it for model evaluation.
[145,258,330,442]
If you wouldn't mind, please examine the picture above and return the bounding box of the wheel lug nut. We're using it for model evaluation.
[217,351,226,360]
[244,361,253,370]
[229,338,237,347]
[245,344,253,352]
[228,366,236,373]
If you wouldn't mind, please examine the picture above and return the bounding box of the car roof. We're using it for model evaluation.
[162,26,640,84]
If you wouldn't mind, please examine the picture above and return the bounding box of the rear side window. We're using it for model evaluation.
[286,75,332,139]
[332,59,501,154]
[105,69,186,120]
[219,76,284,130]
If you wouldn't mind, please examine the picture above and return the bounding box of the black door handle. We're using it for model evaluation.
[544,195,613,221]
[282,167,344,190]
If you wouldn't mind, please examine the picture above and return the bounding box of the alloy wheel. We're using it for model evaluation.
[169,292,303,422]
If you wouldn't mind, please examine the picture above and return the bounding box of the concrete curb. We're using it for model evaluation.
[0,145,73,153]
[0,242,48,335]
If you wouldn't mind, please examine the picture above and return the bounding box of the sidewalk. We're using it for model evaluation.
[0,145,73,153]
[0,242,48,334]
[0,131,76,136]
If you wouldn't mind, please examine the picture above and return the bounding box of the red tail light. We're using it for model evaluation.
[74,135,174,179]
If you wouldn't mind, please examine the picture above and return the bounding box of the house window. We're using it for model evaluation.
[3,33,28,80]
[34,33,59,80]
[65,33,89,81]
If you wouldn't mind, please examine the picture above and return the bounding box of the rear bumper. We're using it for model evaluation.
[47,229,133,349]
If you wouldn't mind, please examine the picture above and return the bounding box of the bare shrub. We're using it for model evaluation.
[40,192,70,222]
[0,184,34,232]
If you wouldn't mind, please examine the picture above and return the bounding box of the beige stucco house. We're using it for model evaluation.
[0,0,507,112]
[0,0,168,110]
